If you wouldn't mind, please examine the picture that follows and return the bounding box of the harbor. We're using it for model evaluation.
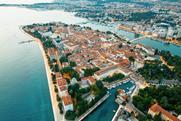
[84,80,136,121]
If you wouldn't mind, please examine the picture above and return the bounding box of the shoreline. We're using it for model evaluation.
[117,25,181,46]
[20,27,63,121]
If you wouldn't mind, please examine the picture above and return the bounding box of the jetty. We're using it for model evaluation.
[18,40,34,44]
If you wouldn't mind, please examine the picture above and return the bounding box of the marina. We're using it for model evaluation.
[84,80,135,121]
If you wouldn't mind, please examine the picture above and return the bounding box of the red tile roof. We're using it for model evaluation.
[119,58,130,67]
[55,72,62,79]
[118,89,125,95]
[82,76,96,85]
[62,94,73,106]
[149,103,180,121]
[47,48,56,56]
[95,64,119,76]
[57,78,67,87]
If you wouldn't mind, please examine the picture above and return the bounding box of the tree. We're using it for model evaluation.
[56,94,61,102]
[60,66,80,81]
[54,86,58,93]
[76,100,89,116]
[118,43,123,48]
[58,103,63,114]
[53,64,59,72]
[102,73,125,83]
[96,81,104,89]
[133,85,181,114]
[129,56,135,67]
[59,56,68,63]
[65,110,76,120]
[70,61,76,67]
[153,113,162,121]
[51,73,56,81]
[68,83,80,98]
[154,49,159,55]
[83,67,100,77]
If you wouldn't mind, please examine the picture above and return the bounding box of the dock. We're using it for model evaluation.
[18,40,34,44]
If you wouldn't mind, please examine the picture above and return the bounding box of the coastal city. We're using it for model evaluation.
[0,0,180,121]
[18,0,181,45]
[23,21,181,121]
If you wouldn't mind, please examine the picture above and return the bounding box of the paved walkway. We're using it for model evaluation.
[22,28,64,121]
[77,93,110,121]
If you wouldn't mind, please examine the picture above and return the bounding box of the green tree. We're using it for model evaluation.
[65,110,76,120]
[83,67,100,77]
[54,86,58,93]
[58,103,63,114]
[56,94,61,102]
[129,56,135,66]
[153,113,162,121]
[70,61,76,67]
[59,56,68,63]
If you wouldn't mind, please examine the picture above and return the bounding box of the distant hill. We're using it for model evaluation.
[161,0,180,2]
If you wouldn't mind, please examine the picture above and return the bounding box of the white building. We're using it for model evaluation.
[176,27,181,39]
[166,27,174,39]
[94,65,121,80]
[158,28,167,38]
[62,94,73,112]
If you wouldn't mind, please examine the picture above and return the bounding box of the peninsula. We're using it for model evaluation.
[22,21,181,121]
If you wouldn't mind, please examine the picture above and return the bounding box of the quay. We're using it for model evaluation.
[77,92,110,121]
[111,105,122,121]
[105,77,134,90]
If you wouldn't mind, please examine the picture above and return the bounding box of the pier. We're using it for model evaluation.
[18,40,34,44]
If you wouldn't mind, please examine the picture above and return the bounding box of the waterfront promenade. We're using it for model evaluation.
[78,93,110,121]
[21,28,63,121]
[111,105,122,121]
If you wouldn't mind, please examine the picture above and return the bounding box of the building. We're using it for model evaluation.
[148,103,180,121]
[94,65,120,80]
[116,89,128,104]
[141,46,155,55]
[82,76,96,85]
[80,78,90,88]
[57,78,67,96]
[158,28,167,38]
[55,72,62,79]
[41,31,53,37]
[166,27,174,39]
[62,93,73,112]
[176,27,181,39]
[47,48,56,61]
[70,78,77,85]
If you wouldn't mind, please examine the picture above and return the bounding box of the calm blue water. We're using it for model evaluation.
[84,81,135,121]
[0,4,180,121]
[134,38,181,56]
[0,7,86,121]
[81,22,181,56]
[80,22,136,40]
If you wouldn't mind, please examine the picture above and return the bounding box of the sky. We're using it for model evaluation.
[0,0,54,4]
